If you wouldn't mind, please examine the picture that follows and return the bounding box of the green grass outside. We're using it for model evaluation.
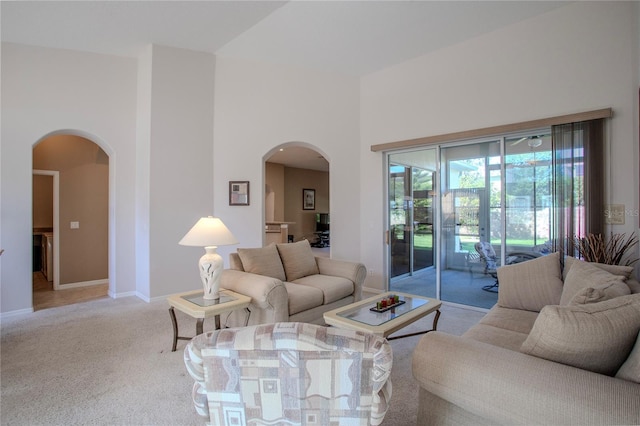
[415,235,538,251]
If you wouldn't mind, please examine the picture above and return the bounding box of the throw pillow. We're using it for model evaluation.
[569,282,631,305]
[560,260,628,306]
[520,293,640,376]
[563,256,634,281]
[276,239,319,282]
[616,332,640,384]
[237,244,286,281]
[497,251,563,312]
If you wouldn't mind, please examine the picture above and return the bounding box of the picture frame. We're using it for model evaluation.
[303,188,315,210]
[229,181,250,206]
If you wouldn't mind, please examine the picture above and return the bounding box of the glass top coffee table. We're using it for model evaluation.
[323,291,441,340]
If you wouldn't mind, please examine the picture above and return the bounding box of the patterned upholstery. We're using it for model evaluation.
[475,241,498,272]
[184,322,393,426]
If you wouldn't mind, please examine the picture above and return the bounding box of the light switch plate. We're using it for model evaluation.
[70,221,80,229]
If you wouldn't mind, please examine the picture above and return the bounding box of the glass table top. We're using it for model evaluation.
[181,292,237,307]
[337,295,430,326]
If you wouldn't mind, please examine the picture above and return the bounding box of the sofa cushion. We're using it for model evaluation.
[283,282,324,315]
[292,274,354,305]
[237,244,286,281]
[520,293,640,376]
[560,259,629,306]
[464,306,538,352]
[616,332,640,384]
[475,306,539,335]
[277,240,319,281]
[562,256,634,281]
[497,251,563,312]
[625,278,640,294]
[463,323,531,352]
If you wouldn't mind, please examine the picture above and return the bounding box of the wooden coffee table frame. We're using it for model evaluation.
[167,289,251,351]
[323,291,442,340]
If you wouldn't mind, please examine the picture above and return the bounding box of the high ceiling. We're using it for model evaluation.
[1,1,569,77]
[1,1,570,171]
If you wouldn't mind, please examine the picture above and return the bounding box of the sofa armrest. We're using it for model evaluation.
[412,331,640,425]
[221,269,289,323]
[316,257,366,301]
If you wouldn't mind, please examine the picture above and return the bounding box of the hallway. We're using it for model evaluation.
[33,272,109,311]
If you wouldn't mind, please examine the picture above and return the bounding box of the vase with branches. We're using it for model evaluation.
[573,232,639,266]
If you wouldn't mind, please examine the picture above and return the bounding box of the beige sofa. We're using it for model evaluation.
[218,239,366,327]
[412,252,640,425]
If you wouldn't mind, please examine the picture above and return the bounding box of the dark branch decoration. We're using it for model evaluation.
[573,232,639,266]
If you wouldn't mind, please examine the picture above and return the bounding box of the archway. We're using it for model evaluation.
[263,143,329,251]
[32,130,113,309]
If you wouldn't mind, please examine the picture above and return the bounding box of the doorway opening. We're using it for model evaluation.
[264,144,329,256]
[32,133,110,310]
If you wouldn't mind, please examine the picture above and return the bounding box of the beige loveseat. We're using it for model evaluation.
[218,239,366,328]
[412,252,640,425]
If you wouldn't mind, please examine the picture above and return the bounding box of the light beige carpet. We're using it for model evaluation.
[1,295,485,425]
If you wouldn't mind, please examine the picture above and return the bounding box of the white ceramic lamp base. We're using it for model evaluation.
[199,246,223,300]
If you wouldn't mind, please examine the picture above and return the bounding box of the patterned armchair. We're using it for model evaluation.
[184,322,393,426]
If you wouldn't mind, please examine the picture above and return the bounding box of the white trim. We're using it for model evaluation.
[33,170,60,290]
[0,307,35,320]
[135,292,152,303]
[111,291,137,299]
[362,286,385,295]
[441,300,489,314]
[57,279,108,289]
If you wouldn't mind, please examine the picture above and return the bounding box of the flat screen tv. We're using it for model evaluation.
[315,213,329,232]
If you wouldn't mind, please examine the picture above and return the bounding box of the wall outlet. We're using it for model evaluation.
[70,221,80,229]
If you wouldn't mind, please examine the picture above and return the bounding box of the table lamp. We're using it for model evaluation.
[179,216,238,300]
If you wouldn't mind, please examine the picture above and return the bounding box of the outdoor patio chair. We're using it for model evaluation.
[472,242,542,292]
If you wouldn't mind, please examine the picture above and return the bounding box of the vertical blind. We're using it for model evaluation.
[551,119,605,258]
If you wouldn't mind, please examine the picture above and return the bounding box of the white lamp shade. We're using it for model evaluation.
[179,216,238,247]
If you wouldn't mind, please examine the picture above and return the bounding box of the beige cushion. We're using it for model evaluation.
[521,293,640,375]
[616,332,640,383]
[283,282,324,315]
[497,251,563,312]
[563,256,634,281]
[560,260,628,306]
[627,278,640,294]
[292,274,354,305]
[277,240,319,281]
[237,244,286,281]
[569,282,631,305]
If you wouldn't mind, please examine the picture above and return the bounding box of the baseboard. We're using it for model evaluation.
[111,290,137,299]
[1,307,35,320]
[57,279,108,290]
[362,286,385,295]
[441,300,489,314]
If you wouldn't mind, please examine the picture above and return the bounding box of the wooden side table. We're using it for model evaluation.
[166,289,251,351]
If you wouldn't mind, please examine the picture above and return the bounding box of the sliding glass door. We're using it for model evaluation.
[386,132,556,309]
[388,149,437,299]
[440,140,501,308]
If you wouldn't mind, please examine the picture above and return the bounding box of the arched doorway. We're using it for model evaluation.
[32,133,110,310]
[264,144,329,254]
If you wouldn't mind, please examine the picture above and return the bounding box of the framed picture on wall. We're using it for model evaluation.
[229,181,250,206]
[303,188,315,210]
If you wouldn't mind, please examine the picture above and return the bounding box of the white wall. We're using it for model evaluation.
[145,46,216,299]
[1,43,138,313]
[211,56,361,263]
[2,1,638,313]
[360,1,640,290]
